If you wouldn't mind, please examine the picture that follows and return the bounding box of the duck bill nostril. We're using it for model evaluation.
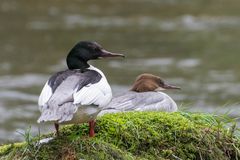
[99,49,125,58]
[163,84,181,90]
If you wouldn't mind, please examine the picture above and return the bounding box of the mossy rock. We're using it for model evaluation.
[0,112,239,160]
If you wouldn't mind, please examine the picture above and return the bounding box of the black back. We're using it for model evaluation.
[48,69,102,93]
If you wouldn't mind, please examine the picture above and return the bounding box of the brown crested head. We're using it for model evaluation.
[130,73,181,92]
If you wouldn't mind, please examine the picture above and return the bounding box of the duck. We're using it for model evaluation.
[98,73,180,116]
[37,41,124,137]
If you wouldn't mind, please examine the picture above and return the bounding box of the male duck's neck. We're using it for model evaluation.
[67,57,90,70]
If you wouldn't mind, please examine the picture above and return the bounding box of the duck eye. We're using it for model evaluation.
[159,80,164,85]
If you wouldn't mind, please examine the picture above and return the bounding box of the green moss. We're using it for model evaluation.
[0,112,239,160]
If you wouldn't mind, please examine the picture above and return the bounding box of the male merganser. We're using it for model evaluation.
[37,41,124,137]
[98,73,180,116]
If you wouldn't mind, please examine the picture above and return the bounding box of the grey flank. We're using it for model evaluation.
[99,91,177,116]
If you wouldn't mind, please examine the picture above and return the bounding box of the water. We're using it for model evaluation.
[0,0,240,143]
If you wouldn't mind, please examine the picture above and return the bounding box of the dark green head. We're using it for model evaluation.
[66,41,124,70]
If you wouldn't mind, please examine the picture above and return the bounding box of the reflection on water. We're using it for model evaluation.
[108,58,201,71]
[26,14,240,31]
[0,0,240,143]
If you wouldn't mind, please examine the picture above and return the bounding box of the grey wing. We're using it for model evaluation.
[99,91,177,116]
[38,102,77,123]
[38,75,79,123]
[134,92,178,112]
[103,92,139,111]
[98,92,138,116]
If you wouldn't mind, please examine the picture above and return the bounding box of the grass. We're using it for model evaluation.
[0,111,239,160]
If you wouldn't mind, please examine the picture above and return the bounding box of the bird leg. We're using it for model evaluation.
[88,120,96,137]
[54,123,59,136]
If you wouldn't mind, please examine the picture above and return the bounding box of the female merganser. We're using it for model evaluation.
[37,41,124,137]
[98,73,180,116]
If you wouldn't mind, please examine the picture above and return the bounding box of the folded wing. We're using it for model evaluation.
[99,91,177,116]
[37,69,111,123]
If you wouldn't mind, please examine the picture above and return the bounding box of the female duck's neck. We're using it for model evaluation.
[67,57,90,70]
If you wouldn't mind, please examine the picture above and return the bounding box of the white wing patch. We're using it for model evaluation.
[38,81,52,111]
[73,77,112,107]
[73,65,112,108]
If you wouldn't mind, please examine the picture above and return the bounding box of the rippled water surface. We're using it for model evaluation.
[1,0,240,143]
